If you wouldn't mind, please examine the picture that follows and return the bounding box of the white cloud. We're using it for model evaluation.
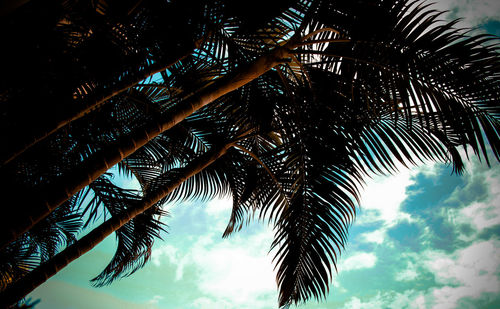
[332,276,348,294]
[153,198,279,309]
[356,163,438,245]
[190,231,277,306]
[395,261,419,282]
[425,240,500,286]
[452,172,500,232]
[192,297,233,308]
[358,161,441,226]
[344,177,500,308]
[343,295,381,309]
[152,244,176,267]
[360,229,386,244]
[438,149,500,244]
[432,0,500,29]
[152,198,238,281]
[204,196,233,217]
[147,295,164,306]
[357,169,415,227]
[416,162,440,178]
[204,198,238,232]
[459,199,500,232]
[193,199,277,307]
[340,252,377,272]
[421,240,500,308]
[151,244,186,281]
[341,290,428,309]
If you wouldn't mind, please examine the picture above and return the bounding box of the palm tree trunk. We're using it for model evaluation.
[0,40,295,250]
[0,48,196,167]
[0,143,232,307]
[0,0,29,16]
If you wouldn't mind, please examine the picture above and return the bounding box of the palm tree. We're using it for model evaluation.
[0,0,306,249]
[0,0,216,166]
[0,201,81,291]
[0,142,235,307]
[0,0,299,165]
[1,96,273,305]
[1,0,499,307]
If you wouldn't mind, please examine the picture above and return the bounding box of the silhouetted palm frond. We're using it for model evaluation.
[90,201,166,286]
[0,241,38,292]
[265,1,500,302]
[0,197,83,291]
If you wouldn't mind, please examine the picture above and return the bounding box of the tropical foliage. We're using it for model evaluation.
[0,0,499,308]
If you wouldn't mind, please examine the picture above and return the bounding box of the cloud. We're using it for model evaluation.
[147,296,164,306]
[151,244,186,280]
[395,261,419,282]
[356,163,439,246]
[190,231,277,306]
[358,169,415,227]
[360,229,386,244]
[424,240,500,288]
[416,162,441,178]
[450,169,500,233]
[192,297,233,308]
[152,198,279,309]
[388,240,500,309]
[340,252,377,272]
[339,150,500,308]
[341,290,427,309]
[432,0,500,29]
[458,198,500,233]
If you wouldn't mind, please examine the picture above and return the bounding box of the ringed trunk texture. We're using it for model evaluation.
[0,143,232,307]
[0,42,294,250]
[0,52,192,167]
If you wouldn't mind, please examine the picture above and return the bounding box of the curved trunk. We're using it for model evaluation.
[0,143,232,307]
[0,42,294,250]
[0,49,194,167]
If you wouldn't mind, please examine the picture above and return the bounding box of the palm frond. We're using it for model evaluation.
[91,202,167,286]
[0,241,38,292]
[0,194,84,291]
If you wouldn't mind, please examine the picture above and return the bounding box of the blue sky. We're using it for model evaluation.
[28,1,500,308]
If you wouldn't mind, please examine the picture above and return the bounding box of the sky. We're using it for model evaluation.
[27,1,500,309]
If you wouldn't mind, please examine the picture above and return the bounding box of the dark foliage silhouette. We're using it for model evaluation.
[1,0,499,307]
